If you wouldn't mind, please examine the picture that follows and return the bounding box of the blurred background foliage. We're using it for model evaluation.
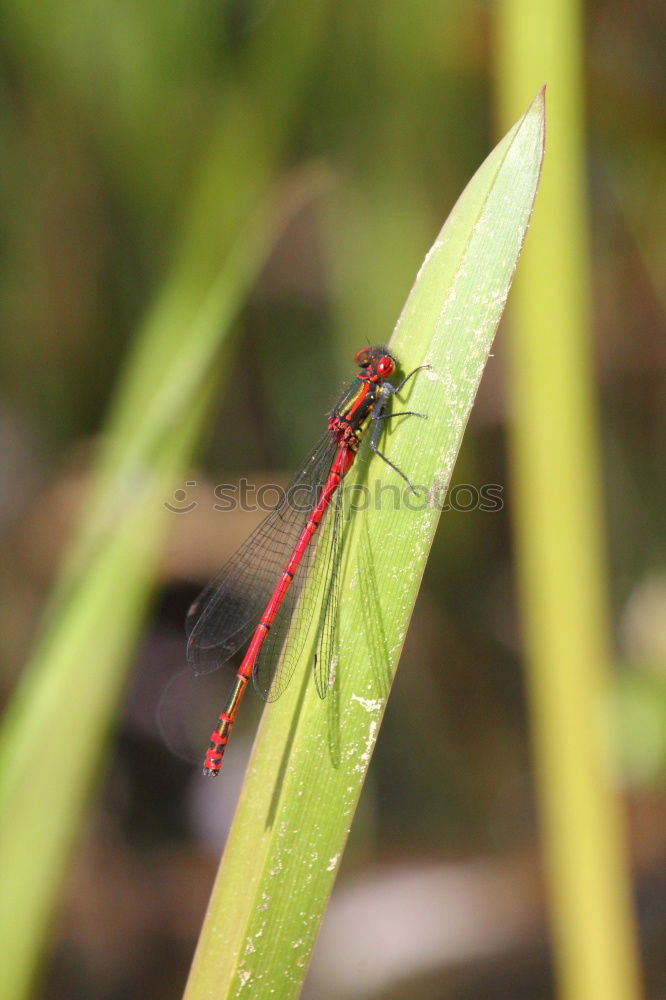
[0,0,664,998]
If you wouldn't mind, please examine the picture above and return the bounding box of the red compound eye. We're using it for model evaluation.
[354,346,396,377]
[376,355,395,378]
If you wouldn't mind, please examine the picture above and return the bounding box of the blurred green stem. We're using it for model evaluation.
[0,0,330,993]
[0,205,268,1000]
[495,3,643,999]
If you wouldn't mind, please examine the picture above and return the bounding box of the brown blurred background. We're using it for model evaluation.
[1,0,664,997]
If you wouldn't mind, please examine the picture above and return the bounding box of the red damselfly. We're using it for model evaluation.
[186,346,428,776]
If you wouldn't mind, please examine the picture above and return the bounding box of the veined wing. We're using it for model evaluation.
[252,467,344,702]
[186,430,336,675]
[312,484,344,698]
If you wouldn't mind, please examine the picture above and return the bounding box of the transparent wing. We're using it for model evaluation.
[186,431,336,676]
[313,485,344,698]
[252,476,344,703]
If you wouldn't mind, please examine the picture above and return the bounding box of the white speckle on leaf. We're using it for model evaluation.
[351,693,382,713]
[354,720,378,773]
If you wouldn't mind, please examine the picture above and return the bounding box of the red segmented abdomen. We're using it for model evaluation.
[202,443,355,775]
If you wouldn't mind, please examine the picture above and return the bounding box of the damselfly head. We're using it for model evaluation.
[354,345,397,379]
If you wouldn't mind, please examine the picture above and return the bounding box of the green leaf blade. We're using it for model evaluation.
[184,90,545,1000]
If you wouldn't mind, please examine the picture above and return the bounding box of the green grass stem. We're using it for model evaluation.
[0,163,325,1000]
[495,2,643,998]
